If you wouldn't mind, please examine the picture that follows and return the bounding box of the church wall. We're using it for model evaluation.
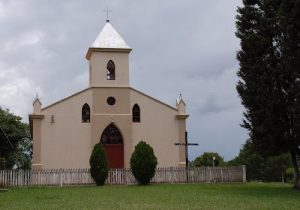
[40,90,93,169]
[92,87,130,114]
[89,52,129,87]
[177,118,187,166]
[130,90,181,167]
[31,118,43,169]
[91,87,132,168]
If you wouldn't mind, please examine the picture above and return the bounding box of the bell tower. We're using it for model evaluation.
[86,21,132,87]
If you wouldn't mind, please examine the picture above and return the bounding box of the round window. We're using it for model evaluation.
[107,97,116,106]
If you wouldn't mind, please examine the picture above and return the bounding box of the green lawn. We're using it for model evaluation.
[0,183,299,210]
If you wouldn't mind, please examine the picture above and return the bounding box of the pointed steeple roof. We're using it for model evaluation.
[86,21,131,59]
[92,22,130,49]
[176,94,186,106]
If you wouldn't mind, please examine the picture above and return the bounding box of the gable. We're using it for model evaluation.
[41,88,92,112]
[130,88,178,112]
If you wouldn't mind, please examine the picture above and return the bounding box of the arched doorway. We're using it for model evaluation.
[100,123,124,168]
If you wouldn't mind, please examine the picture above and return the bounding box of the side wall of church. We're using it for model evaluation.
[39,89,93,169]
[130,90,182,167]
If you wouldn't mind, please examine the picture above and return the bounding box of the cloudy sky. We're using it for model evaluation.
[0,0,247,161]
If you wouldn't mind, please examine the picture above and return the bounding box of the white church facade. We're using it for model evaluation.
[29,21,188,169]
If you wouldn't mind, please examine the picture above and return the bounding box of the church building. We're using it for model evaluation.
[29,21,189,169]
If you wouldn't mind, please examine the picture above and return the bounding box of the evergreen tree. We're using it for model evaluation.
[89,143,108,186]
[236,0,300,188]
[130,141,157,185]
[280,0,300,187]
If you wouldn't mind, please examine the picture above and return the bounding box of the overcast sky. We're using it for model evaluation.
[0,0,247,161]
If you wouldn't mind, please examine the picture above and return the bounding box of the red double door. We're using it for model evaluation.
[101,123,124,168]
[103,144,124,168]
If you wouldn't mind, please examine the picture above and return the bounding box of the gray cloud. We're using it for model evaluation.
[0,0,247,160]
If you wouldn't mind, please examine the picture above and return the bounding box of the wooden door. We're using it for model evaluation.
[100,123,124,168]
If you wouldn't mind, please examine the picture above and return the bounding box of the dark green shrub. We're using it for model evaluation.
[285,168,295,183]
[89,143,108,186]
[130,141,158,185]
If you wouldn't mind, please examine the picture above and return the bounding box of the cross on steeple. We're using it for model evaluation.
[104,7,112,22]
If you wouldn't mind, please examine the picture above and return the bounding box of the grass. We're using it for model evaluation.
[0,183,299,210]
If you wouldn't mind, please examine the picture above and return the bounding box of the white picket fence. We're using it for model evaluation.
[0,166,246,187]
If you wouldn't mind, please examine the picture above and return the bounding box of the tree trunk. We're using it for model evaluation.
[294,171,300,189]
[291,151,300,189]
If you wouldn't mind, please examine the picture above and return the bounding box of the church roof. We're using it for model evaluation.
[91,21,131,49]
[86,21,131,59]
[41,87,178,112]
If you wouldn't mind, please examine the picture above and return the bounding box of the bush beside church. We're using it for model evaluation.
[89,143,108,186]
[130,141,158,185]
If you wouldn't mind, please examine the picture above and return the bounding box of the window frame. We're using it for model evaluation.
[132,104,141,123]
[107,60,115,80]
[82,103,90,123]
[100,123,123,144]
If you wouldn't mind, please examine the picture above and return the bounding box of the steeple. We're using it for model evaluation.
[86,22,131,87]
[86,22,131,59]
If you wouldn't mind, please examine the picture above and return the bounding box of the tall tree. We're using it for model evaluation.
[236,0,300,188]
[280,0,300,187]
[0,107,31,169]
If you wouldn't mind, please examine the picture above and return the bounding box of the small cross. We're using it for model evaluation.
[104,7,112,22]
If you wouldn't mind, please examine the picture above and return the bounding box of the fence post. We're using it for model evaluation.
[60,169,63,187]
[170,167,174,184]
[242,165,246,182]
[221,168,223,183]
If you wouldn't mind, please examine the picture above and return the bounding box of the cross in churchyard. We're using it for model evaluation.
[174,131,198,182]
[104,7,112,22]
[174,131,198,168]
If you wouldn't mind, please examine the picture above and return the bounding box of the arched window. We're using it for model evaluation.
[132,104,140,122]
[107,60,115,80]
[100,123,123,144]
[82,103,90,123]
